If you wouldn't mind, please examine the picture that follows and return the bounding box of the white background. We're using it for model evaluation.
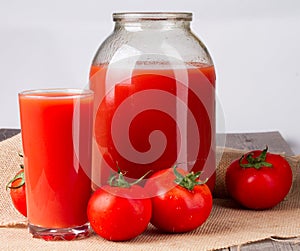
[1,0,299,154]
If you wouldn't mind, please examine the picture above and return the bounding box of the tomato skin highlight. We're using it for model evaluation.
[87,185,152,241]
[8,170,27,217]
[145,167,213,233]
[225,150,293,210]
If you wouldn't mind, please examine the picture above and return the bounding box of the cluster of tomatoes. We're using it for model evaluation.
[87,166,213,241]
[7,147,293,241]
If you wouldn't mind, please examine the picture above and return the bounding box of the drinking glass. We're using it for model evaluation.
[19,88,94,240]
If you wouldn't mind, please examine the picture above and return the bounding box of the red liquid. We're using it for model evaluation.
[90,64,216,189]
[19,91,93,228]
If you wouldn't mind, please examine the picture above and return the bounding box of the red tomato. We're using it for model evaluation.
[225,147,293,210]
[6,169,27,217]
[87,183,152,241]
[145,166,213,233]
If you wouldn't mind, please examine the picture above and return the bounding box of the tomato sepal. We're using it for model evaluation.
[108,165,151,188]
[6,171,25,190]
[173,165,207,191]
[6,156,25,191]
[239,146,273,169]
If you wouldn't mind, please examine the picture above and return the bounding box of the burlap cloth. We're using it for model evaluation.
[1,134,300,250]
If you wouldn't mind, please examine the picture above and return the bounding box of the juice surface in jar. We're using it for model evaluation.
[19,91,93,228]
[90,63,216,190]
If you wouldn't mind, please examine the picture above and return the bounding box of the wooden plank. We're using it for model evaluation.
[219,131,294,155]
[237,238,300,251]
[0,128,20,142]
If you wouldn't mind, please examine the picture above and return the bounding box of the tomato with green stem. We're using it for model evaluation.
[87,170,152,241]
[225,147,293,210]
[145,165,213,233]
[6,153,27,217]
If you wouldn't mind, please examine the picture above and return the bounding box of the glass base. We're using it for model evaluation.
[28,222,91,241]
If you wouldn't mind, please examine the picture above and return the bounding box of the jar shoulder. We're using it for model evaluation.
[92,29,213,66]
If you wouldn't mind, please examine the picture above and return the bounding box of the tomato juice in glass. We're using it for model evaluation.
[90,63,216,192]
[19,89,93,240]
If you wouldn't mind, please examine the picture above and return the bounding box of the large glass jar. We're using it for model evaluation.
[89,12,216,192]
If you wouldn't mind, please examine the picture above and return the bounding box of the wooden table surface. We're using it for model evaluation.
[1,129,299,251]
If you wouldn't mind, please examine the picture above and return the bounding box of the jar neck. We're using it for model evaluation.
[114,20,191,32]
[113,12,192,32]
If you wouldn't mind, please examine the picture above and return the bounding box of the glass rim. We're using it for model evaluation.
[113,12,193,22]
[18,88,94,99]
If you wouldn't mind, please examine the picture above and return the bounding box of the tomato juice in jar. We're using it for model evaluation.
[90,13,216,194]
